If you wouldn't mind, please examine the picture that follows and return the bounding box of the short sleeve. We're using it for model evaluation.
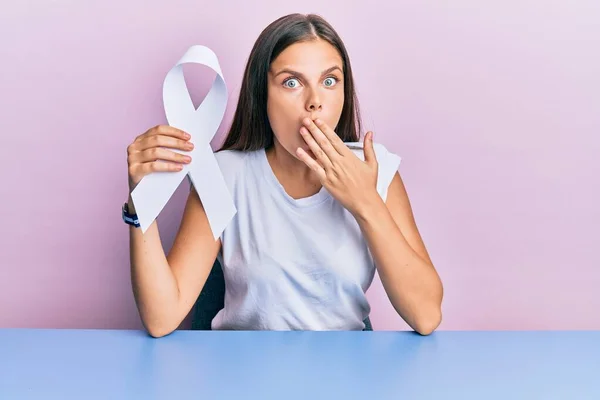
[346,141,402,202]
[373,143,401,201]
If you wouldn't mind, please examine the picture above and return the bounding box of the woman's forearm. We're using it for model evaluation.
[128,197,181,337]
[354,196,443,335]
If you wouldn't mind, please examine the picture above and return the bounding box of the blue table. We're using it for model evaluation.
[1,329,599,399]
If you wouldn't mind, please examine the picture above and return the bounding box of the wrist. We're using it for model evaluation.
[127,195,137,215]
[351,191,386,224]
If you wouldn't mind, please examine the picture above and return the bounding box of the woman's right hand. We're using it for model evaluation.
[127,125,195,192]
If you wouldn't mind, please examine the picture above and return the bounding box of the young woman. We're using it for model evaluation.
[124,13,443,336]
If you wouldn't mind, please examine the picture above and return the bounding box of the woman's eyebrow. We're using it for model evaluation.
[272,65,343,80]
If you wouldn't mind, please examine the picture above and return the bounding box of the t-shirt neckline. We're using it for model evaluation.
[258,147,332,209]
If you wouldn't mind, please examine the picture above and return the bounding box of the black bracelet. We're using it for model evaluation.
[122,202,140,228]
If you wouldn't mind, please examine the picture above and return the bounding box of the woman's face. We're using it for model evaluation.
[267,38,345,159]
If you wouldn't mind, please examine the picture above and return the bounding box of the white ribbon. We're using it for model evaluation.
[130,45,236,240]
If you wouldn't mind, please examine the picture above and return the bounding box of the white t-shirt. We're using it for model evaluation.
[209,142,401,330]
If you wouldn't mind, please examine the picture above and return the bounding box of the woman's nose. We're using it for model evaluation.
[306,99,322,112]
[305,89,322,112]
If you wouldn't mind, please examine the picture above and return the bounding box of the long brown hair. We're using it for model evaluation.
[218,13,362,152]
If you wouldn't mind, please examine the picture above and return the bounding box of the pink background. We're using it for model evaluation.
[1,1,598,331]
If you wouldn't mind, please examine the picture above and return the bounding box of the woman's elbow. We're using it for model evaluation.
[145,322,177,338]
[413,308,442,336]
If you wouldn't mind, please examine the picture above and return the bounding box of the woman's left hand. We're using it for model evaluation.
[296,117,380,217]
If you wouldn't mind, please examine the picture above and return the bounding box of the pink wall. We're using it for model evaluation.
[1,1,598,331]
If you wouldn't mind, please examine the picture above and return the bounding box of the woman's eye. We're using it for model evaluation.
[323,77,338,87]
[284,78,299,88]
